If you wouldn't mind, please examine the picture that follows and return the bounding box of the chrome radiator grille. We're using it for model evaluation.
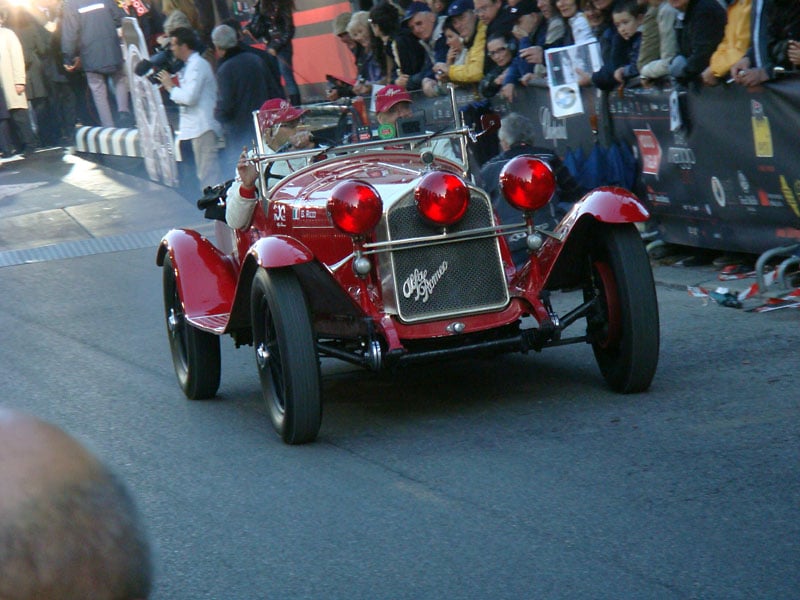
[378,190,509,323]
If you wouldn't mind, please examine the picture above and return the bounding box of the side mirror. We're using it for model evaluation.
[468,111,501,143]
[479,112,501,136]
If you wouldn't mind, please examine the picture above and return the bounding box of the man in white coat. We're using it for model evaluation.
[0,9,38,155]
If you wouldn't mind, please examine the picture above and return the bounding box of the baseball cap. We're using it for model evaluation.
[508,0,538,17]
[402,1,432,22]
[258,98,307,129]
[375,85,412,113]
[447,0,474,16]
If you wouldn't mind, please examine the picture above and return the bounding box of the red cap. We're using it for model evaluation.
[258,98,307,129]
[375,85,412,113]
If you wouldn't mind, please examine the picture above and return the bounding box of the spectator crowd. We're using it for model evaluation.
[0,0,798,195]
[330,0,798,102]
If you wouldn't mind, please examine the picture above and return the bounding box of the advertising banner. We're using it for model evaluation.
[610,80,800,254]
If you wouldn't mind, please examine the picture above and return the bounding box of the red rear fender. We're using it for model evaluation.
[247,235,315,268]
[156,229,238,321]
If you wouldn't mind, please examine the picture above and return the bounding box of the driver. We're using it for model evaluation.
[226,98,319,230]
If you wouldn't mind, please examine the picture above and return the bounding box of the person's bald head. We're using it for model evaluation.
[0,409,152,600]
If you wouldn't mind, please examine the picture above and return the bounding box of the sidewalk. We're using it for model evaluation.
[0,147,206,266]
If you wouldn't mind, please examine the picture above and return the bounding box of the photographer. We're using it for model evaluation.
[157,27,221,195]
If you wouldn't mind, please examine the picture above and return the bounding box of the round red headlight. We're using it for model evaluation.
[414,171,470,227]
[327,180,383,236]
[499,156,556,212]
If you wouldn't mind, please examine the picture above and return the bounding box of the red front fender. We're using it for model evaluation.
[565,187,649,225]
[156,229,238,323]
[513,187,649,292]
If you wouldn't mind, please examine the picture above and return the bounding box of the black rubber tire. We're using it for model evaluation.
[250,268,321,444]
[162,255,221,399]
[585,224,660,393]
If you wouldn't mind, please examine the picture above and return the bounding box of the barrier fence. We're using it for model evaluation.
[505,78,800,255]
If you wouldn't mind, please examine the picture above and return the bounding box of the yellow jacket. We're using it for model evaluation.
[709,0,751,77]
[448,22,487,84]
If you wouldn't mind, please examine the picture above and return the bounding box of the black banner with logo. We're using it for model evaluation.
[610,80,800,254]
[503,78,800,254]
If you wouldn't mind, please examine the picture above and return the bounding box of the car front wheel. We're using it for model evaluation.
[585,224,660,393]
[250,267,321,444]
[162,254,221,399]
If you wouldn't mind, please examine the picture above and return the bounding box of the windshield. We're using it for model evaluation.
[250,87,468,188]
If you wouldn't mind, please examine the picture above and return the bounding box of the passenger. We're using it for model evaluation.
[373,84,459,162]
[0,408,152,600]
[227,86,463,231]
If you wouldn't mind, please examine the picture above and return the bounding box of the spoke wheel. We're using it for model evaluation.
[251,268,321,444]
[162,255,221,399]
[585,224,660,393]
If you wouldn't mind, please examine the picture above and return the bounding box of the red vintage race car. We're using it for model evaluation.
[157,88,659,444]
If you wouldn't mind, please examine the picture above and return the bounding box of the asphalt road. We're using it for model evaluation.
[1,149,797,599]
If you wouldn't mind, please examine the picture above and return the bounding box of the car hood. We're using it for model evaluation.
[268,150,464,212]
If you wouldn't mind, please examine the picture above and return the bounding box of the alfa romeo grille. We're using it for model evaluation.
[379,190,509,323]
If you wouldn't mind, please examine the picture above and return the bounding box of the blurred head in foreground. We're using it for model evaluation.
[0,408,152,600]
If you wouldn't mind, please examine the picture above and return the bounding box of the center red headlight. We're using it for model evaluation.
[327,180,383,236]
[499,156,556,212]
[414,171,470,227]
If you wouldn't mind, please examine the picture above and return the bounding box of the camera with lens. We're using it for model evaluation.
[134,44,184,84]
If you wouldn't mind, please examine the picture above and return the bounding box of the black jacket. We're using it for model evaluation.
[215,47,273,149]
[673,0,727,83]
[239,41,286,99]
[766,0,800,72]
